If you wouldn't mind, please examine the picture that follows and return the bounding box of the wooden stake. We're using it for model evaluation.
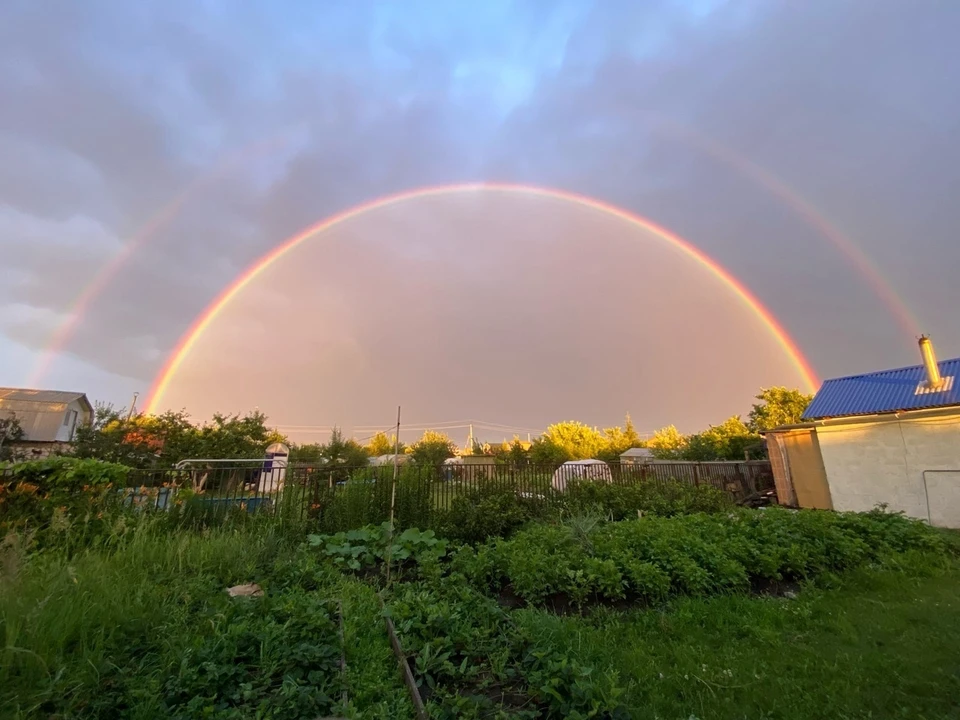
[385,406,401,586]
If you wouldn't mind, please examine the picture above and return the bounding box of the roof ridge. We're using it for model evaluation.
[822,356,960,383]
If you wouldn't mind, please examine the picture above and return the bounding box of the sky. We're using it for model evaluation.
[2,0,959,441]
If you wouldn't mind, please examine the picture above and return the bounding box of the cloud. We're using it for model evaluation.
[1,0,958,423]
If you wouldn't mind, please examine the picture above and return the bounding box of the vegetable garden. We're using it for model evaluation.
[2,457,959,718]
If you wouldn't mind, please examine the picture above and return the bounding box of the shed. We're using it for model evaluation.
[0,388,93,458]
[368,453,410,467]
[765,336,960,528]
[620,447,654,464]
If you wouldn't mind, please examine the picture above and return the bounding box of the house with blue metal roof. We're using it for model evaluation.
[765,337,960,528]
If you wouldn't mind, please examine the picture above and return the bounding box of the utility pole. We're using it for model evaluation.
[126,392,139,420]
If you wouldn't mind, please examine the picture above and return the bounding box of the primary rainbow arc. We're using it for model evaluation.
[145,182,819,413]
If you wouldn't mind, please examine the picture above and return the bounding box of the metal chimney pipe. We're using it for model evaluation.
[919,335,942,388]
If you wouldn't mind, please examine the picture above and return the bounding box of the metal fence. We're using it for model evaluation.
[122,459,774,528]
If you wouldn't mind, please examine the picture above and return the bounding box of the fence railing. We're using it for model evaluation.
[121,459,774,527]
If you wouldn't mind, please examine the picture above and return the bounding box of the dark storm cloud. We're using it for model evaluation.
[1,0,959,409]
[488,0,960,374]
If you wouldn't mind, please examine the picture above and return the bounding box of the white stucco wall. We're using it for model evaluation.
[816,412,960,527]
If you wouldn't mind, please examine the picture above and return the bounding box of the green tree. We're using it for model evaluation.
[0,412,25,461]
[289,443,324,464]
[543,421,608,460]
[600,413,645,461]
[684,416,758,461]
[194,411,281,460]
[410,430,457,466]
[748,387,814,432]
[647,425,688,459]
[528,436,570,467]
[71,405,286,469]
[366,431,404,457]
[322,427,370,467]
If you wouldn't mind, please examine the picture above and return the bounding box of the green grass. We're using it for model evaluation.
[0,518,412,719]
[4,512,959,719]
[516,552,960,719]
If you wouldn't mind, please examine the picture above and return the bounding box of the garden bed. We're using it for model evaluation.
[450,507,948,612]
[383,578,629,718]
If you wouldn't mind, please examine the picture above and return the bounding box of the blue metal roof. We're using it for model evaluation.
[802,357,960,420]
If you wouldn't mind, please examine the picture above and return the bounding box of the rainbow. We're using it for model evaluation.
[656,120,921,338]
[24,130,299,388]
[29,122,919,387]
[145,183,819,413]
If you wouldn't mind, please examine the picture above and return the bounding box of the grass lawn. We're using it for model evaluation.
[518,554,960,719]
[4,512,959,719]
[0,521,413,719]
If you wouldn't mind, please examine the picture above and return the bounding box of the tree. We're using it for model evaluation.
[409,430,457,466]
[71,405,287,469]
[600,413,645,461]
[748,387,814,432]
[289,443,324,464]
[647,425,687,459]
[528,436,570,467]
[543,421,607,460]
[322,427,370,467]
[0,412,25,462]
[366,431,404,457]
[684,416,757,461]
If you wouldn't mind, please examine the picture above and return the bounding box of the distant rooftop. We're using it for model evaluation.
[802,357,960,421]
[0,388,89,405]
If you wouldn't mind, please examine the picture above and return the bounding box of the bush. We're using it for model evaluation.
[307,523,448,581]
[0,457,132,549]
[434,482,542,544]
[453,508,949,609]
[555,480,733,520]
[316,465,433,533]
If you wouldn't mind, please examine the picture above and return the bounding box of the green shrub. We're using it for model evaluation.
[315,464,433,533]
[307,522,448,580]
[386,576,627,718]
[454,508,948,609]
[434,480,733,545]
[0,457,132,550]
[434,482,541,543]
[555,480,733,520]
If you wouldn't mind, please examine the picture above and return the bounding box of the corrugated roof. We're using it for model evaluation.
[620,447,653,457]
[0,388,88,404]
[0,387,92,442]
[802,357,960,420]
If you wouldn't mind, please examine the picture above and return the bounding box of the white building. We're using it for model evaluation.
[766,337,960,528]
[620,447,654,464]
[0,388,93,458]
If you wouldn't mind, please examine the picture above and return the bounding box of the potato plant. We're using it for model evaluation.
[385,577,628,719]
[451,508,947,609]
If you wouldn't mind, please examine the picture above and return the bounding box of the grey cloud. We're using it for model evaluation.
[489,0,960,375]
[2,0,959,425]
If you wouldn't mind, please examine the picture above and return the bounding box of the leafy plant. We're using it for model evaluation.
[307,522,448,578]
[0,457,132,550]
[454,508,948,610]
[434,483,541,543]
[385,577,626,718]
